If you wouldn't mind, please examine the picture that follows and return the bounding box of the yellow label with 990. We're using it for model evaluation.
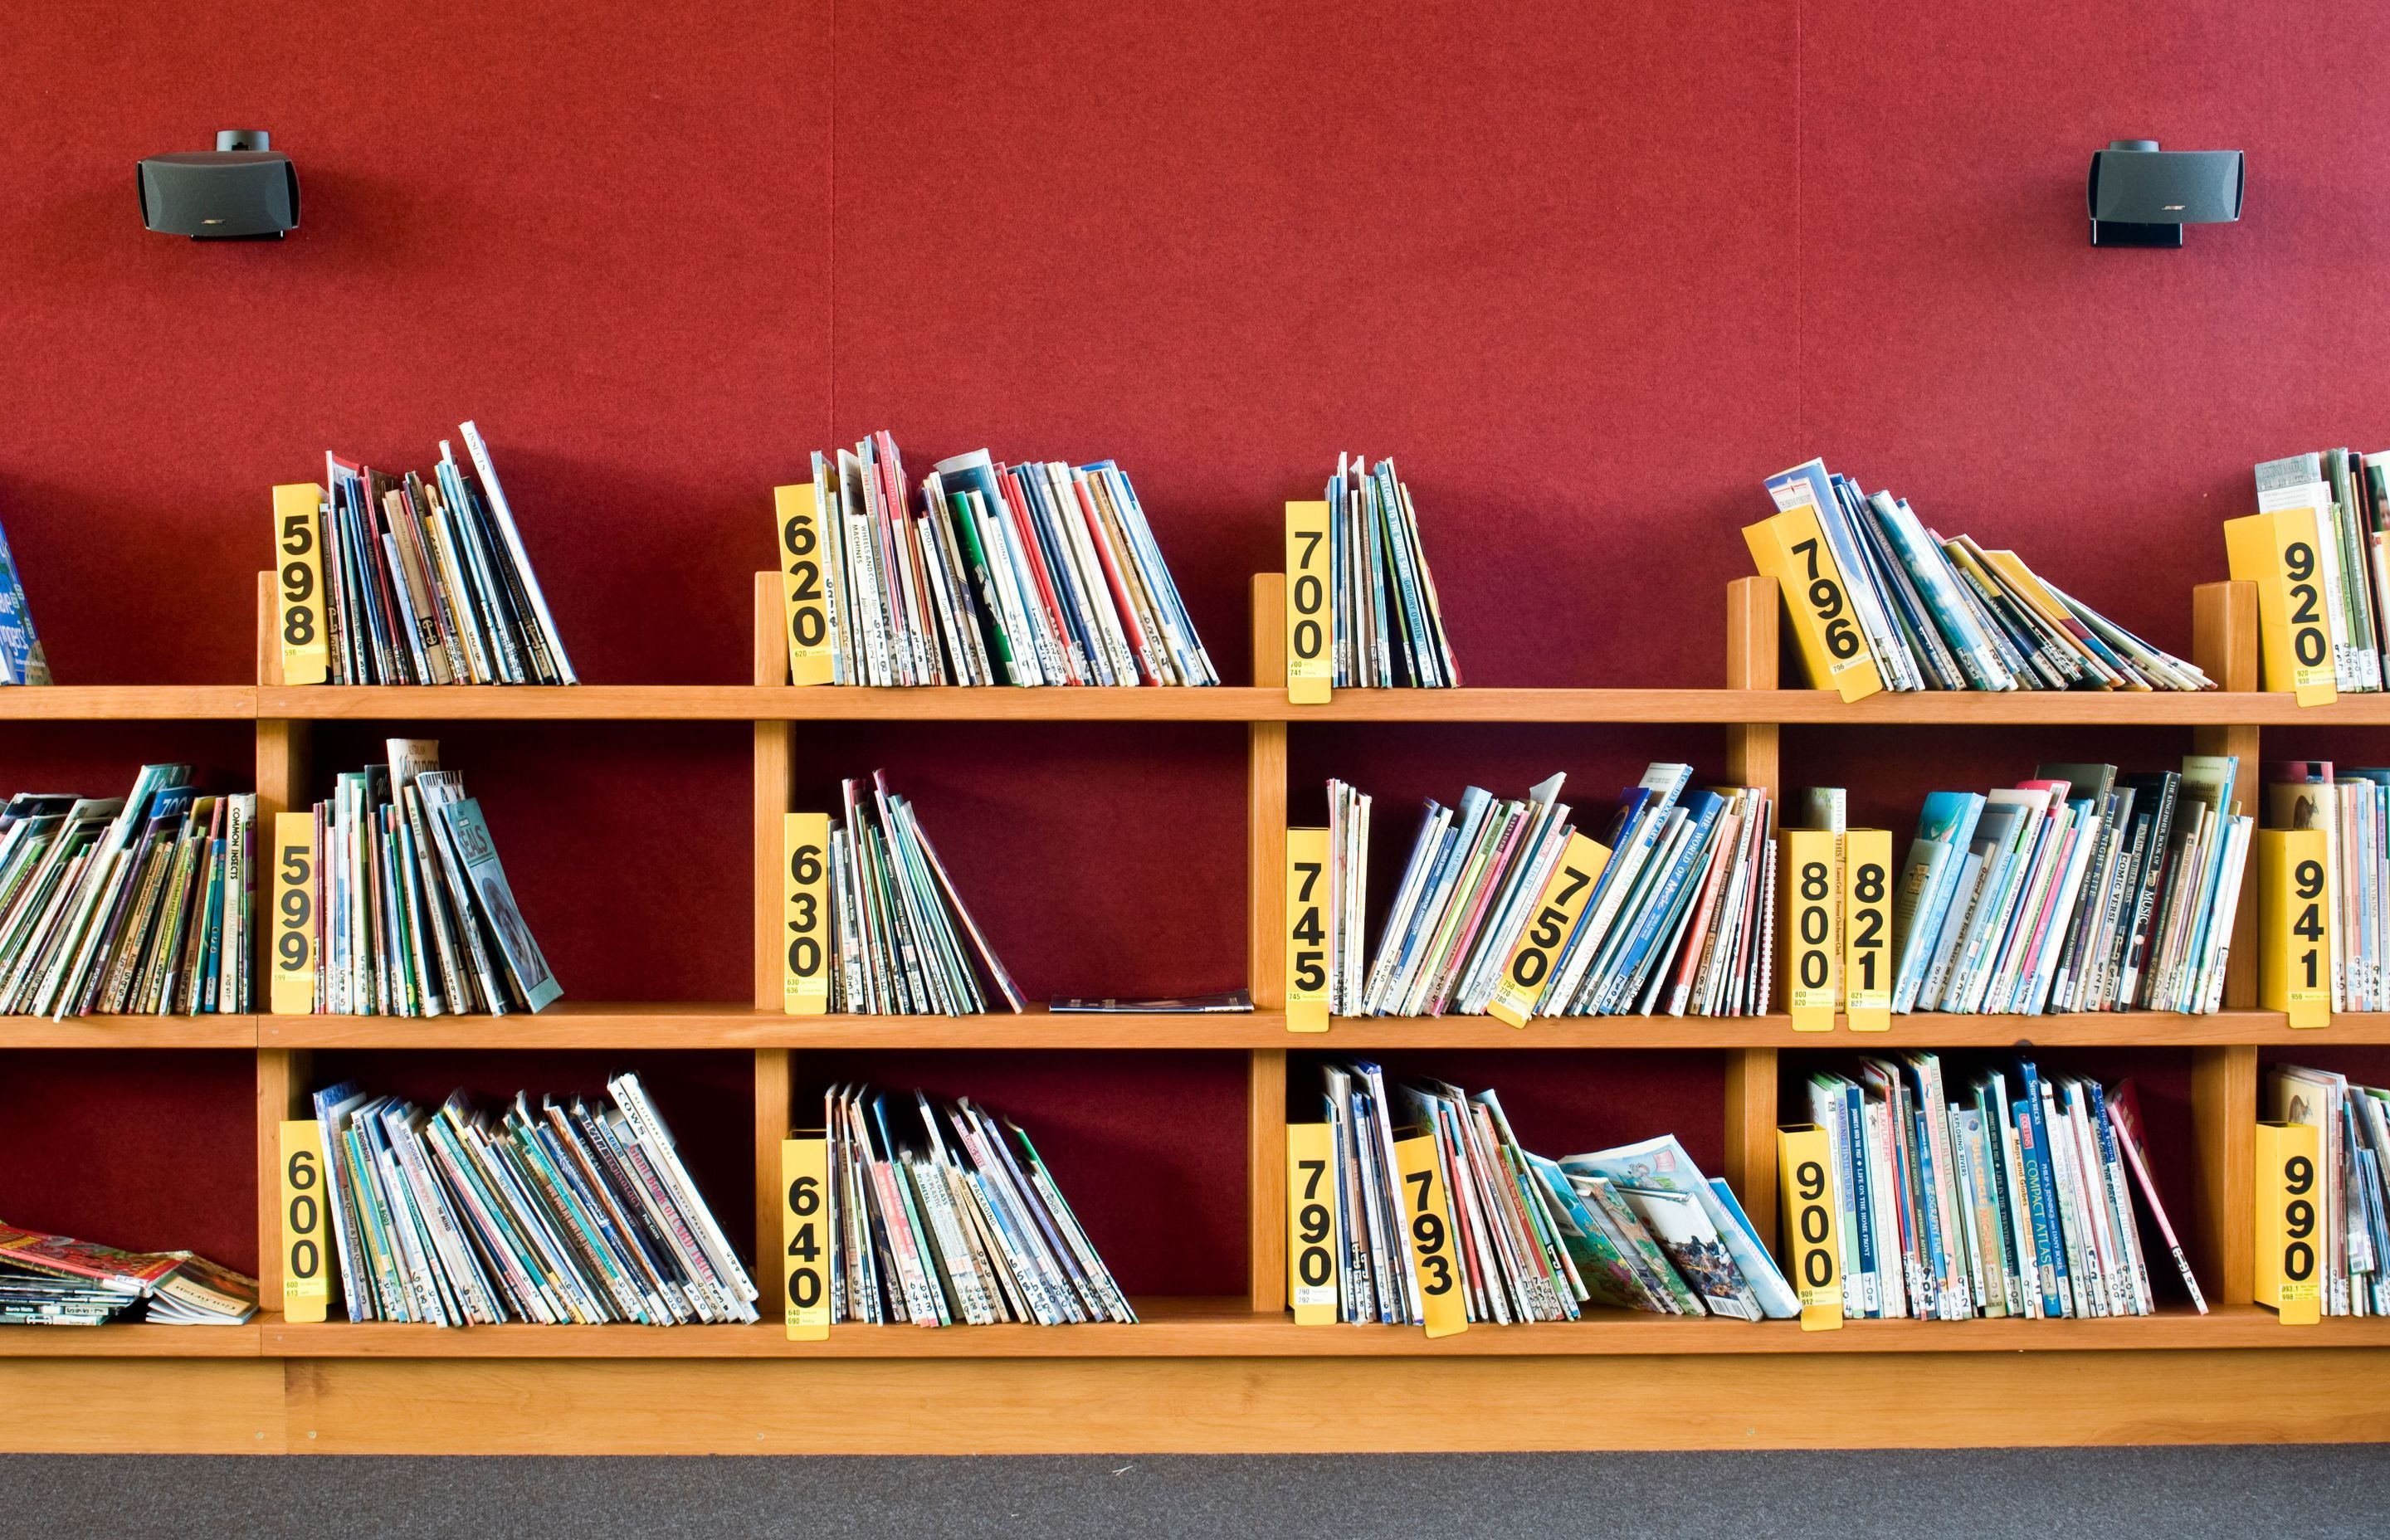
[279,1119,331,1323]
[269,811,317,1016]
[2254,1120,2322,1324]
[1393,1133,1467,1338]
[1285,500,1332,704]
[2225,507,2336,705]
[1841,828,1892,1032]
[776,481,835,686]
[1742,504,1883,703]
[1285,826,1331,1032]
[1488,832,1613,1026]
[1776,1124,1844,1331]
[1286,1122,1339,1324]
[273,483,329,686]
[783,812,832,1016]
[2257,827,2332,1029]
[1783,827,1840,1030]
[781,1137,831,1340]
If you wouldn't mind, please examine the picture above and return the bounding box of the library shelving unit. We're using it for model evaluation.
[2,568,2388,1455]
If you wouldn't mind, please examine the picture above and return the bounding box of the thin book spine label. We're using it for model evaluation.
[269,811,317,1016]
[782,813,831,1016]
[1285,500,1333,704]
[2253,1120,2321,1323]
[781,1138,831,1340]
[2257,828,2331,1029]
[1286,1122,1340,1324]
[1783,828,1840,1031]
[1842,828,1893,1032]
[2223,508,2337,705]
[776,482,836,687]
[1285,827,1330,1032]
[1777,1124,1844,1331]
[1393,1133,1466,1338]
[279,1118,333,1323]
[274,484,331,685]
[1743,506,1884,703]
[1486,832,1612,1027]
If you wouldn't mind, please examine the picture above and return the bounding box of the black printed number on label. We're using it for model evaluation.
[2294,857,2326,988]
[1510,864,1593,990]
[788,1174,823,1309]
[1291,531,1325,662]
[2285,542,2329,669]
[1404,1167,1452,1296]
[1294,1157,1334,1290]
[277,846,312,970]
[787,843,825,980]
[286,1148,321,1280]
[1291,859,1326,993]
[1790,536,1861,660]
[2283,1153,2316,1283]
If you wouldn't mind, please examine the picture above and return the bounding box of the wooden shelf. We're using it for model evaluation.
[0,686,255,719]
[256,1001,1290,1049]
[0,1321,262,1357]
[0,1015,256,1049]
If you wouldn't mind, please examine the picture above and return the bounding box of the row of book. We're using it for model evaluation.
[2269,761,2390,1011]
[1304,1065,1796,1324]
[1324,765,1778,1020]
[295,423,576,685]
[2253,450,2390,692]
[802,774,1023,1016]
[2269,1063,2390,1316]
[816,1086,1133,1326]
[1324,456,1459,688]
[1757,458,2212,692]
[313,1074,758,1326]
[1874,758,2251,1016]
[0,772,253,1017]
[793,435,1217,688]
[0,1226,256,1326]
[1803,1059,2200,1321]
[291,741,559,1016]
[0,514,46,685]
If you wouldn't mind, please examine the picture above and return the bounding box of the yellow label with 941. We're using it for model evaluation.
[1783,827,1840,1030]
[1393,1133,1467,1338]
[781,1137,831,1339]
[2225,507,2336,706]
[1776,1124,1844,1331]
[1285,826,1331,1032]
[776,482,835,686]
[2257,827,2332,1029]
[1841,828,1892,1032]
[279,1119,332,1323]
[1286,1123,1340,1324]
[272,483,329,686]
[269,811,317,1016]
[1488,832,1612,1026]
[1743,504,1883,703]
[2254,1120,2322,1324]
[1285,500,1332,704]
[783,813,832,1015]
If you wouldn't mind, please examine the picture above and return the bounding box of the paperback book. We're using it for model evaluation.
[1324,456,1460,688]
[0,509,50,685]
[2266,1063,2390,1315]
[2265,760,2390,1011]
[0,1225,256,1325]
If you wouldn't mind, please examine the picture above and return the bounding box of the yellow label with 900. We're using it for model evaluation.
[2257,827,2332,1029]
[273,483,329,686]
[2254,1120,2322,1324]
[1487,832,1612,1026]
[1783,827,1840,1030]
[782,1137,832,1340]
[1286,1122,1339,1324]
[1393,1133,1467,1338]
[1285,826,1331,1032]
[1776,1124,1844,1331]
[776,482,835,686]
[279,1119,331,1323]
[270,811,317,1016]
[783,812,832,1015]
[1841,828,1892,1032]
[1285,500,1332,704]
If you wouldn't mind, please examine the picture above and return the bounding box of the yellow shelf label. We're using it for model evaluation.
[1783,827,1840,1031]
[1776,1124,1844,1331]
[278,1118,331,1323]
[273,483,329,686]
[781,1138,832,1340]
[2225,507,2337,705]
[2254,1121,2322,1324]
[1285,826,1330,1032]
[776,481,836,687]
[1286,1123,1340,1324]
[1487,831,1613,1027]
[269,811,317,1016]
[1393,1133,1467,1338]
[1285,500,1333,704]
[1842,827,1892,1032]
[783,813,832,1016]
[2256,828,2332,1029]
[1743,504,1884,703]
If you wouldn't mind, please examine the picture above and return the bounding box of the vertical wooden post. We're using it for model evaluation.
[753,573,795,1313]
[2189,578,2261,1309]
[1723,576,1781,1249]
[2191,580,2261,1009]
[754,1049,792,1318]
[1249,573,1290,1313]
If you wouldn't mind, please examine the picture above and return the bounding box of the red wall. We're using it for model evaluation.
[0,0,2371,1286]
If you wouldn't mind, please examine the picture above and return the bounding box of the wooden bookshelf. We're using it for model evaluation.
[3,568,2389,1455]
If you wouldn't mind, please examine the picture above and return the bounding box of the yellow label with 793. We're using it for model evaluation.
[1841,828,1892,1032]
[1488,832,1612,1027]
[1284,500,1332,704]
[2254,1120,2322,1324]
[1393,1133,1466,1338]
[1285,826,1330,1032]
[2225,506,2336,705]
[776,481,835,686]
[781,1137,831,1339]
[1743,504,1883,702]
[1783,827,1840,1030]
[2257,827,2331,1028]
[272,483,329,686]
[270,812,317,1016]
[279,1119,331,1322]
[1286,1123,1339,1324]
[1776,1125,1844,1331]
[783,813,831,1015]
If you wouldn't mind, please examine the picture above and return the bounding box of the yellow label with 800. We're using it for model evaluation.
[1286,1123,1339,1324]
[1783,827,1840,1030]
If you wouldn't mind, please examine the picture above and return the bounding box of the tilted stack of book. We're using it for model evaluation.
[312,1074,758,1326]
[818,1086,1134,1326]
[1324,456,1459,688]
[2251,450,2390,693]
[2266,761,2390,1011]
[0,771,252,1017]
[0,509,48,685]
[792,433,1216,686]
[1758,458,2212,692]
[0,1226,256,1326]
[1805,1060,2202,1320]
[809,773,1023,1016]
[2266,1064,2390,1316]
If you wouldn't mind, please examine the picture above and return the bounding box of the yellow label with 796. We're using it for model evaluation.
[781,1137,831,1340]
[1488,832,1612,1026]
[1393,1133,1466,1338]
[1743,504,1883,702]
[1285,826,1330,1032]
[1776,1124,1844,1331]
[1286,1123,1339,1324]
[2253,1120,2322,1324]
[783,813,832,1015]
[1841,828,1892,1032]
[279,1119,332,1323]
[1783,827,1840,1030]
[2257,827,2331,1028]
[776,481,835,686]
[272,483,329,686]
[270,811,317,1016]
[1284,500,1332,704]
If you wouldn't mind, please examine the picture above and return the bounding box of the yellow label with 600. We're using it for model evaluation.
[279,1119,331,1323]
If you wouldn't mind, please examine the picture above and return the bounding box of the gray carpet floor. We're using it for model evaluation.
[1,1448,2383,1538]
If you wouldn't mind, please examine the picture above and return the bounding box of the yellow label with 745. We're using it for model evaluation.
[776,482,835,686]
[1488,832,1612,1026]
[2254,1120,2322,1324]
[1783,827,1840,1030]
[1285,500,1332,704]
[1841,828,1892,1032]
[273,483,329,685]
[1743,504,1883,702]
[279,1119,331,1323]
[1393,1133,1466,1338]
[1285,826,1330,1032]
[1286,1123,1339,1324]
[781,1137,831,1340]
[269,811,317,1016]
[783,813,831,1015]
[2225,507,2336,706]
[1777,1125,1844,1331]
[2257,827,2331,1029]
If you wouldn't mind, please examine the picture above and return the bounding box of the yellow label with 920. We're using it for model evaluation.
[2254,1119,2322,1324]
[783,813,831,1015]
[1783,827,1840,1030]
[1841,828,1892,1032]
[279,1119,331,1323]
[1487,831,1612,1026]
[1285,826,1330,1032]
[1286,1122,1339,1324]
[269,811,317,1016]
[1776,1124,1844,1331]
[781,1137,831,1340]
[1393,1133,1466,1338]
[776,481,835,686]
[2225,506,2336,705]
[1284,500,1332,704]
[2256,827,2332,1029]
[272,483,329,685]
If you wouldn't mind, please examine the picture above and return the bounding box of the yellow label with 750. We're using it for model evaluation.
[1776,1124,1844,1331]
[273,483,329,685]
[1488,832,1612,1027]
[1285,500,1332,704]
[1285,826,1330,1032]
[1393,1133,1466,1338]
[776,481,835,686]
[783,813,831,1015]
[279,1119,331,1323]
[1286,1123,1339,1324]
[781,1137,831,1340]
[270,811,317,1016]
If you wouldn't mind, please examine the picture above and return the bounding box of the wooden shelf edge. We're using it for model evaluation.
[255,1004,1291,1049]
[0,1016,258,1049]
[0,686,256,720]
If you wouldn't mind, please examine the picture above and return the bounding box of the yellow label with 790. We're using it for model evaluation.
[1285,826,1330,1032]
[1488,831,1612,1026]
[2224,506,2336,705]
[1776,1125,1844,1331]
[2253,1120,2322,1324]
[1393,1133,1466,1338]
[2256,827,2331,1028]
[1742,504,1883,702]
[776,481,835,686]
[1286,1123,1339,1324]
[273,483,329,685]
[1284,500,1332,704]
[270,811,317,1016]
[781,1137,831,1340]
[783,812,831,1015]
[1783,827,1840,1030]
[279,1119,331,1322]
[1841,828,1892,1032]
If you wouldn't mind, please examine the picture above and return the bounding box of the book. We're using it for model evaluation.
[0,509,51,685]
[808,773,1023,1016]
[1324,457,1459,688]
[1047,992,1252,1013]
[0,1225,255,1324]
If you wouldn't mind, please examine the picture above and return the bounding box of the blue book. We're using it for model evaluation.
[1542,788,1647,998]
[1907,1099,1951,1317]
[1868,491,2013,690]
[1837,1079,1880,1317]
[1383,788,1490,1004]
[1596,792,1723,1013]
[0,514,49,685]
[1894,791,1987,1010]
[2014,1061,2070,1315]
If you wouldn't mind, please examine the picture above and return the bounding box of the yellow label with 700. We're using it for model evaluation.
[270,811,317,1016]
[776,482,835,686]
[1487,832,1612,1027]
[1783,827,1840,1030]
[783,812,831,1015]
[2254,1120,2322,1324]
[1286,1123,1339,1324]
[781,1137,831,1340]
[1393,1133,1466,1338]
[279,1119,331,1323]
[1285,826,1331,1032]
[273,483,329,686]
[1841,828,1892,1032]
[1285,500,1332,704]
[1776,1124,1844,1331]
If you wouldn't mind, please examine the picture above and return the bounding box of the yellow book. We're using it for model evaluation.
[2256,827,2331,1028]
[268,811,317,1016]
[781,1137,831,1340]
[1776,1124,1844,1331]
[1486,832,1613,1027]
[1285,500,1333,704]
[278,1120,332,1323]
[2253,1120,2322,1323]
[775,482,836,686]
[1975,546,2130,688]
[783,813,832,1014]
[1285,827,1330,1032]
[1743,506,1883,702]
[272,483,330,685]
[1393,1133,1466,1338]
[1285,1123,1339,1324]
[1781,827,1840,1030]
[2224,508,2337,705]
[1841,828,1892,1031]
